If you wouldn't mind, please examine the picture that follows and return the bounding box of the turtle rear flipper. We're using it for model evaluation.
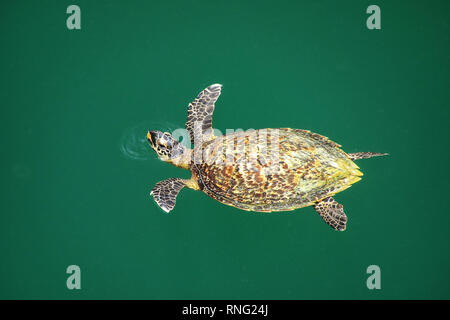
[150,178,186,213]
[314,197,347,231]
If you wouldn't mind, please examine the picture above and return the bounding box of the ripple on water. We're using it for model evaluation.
[119,120,180,161]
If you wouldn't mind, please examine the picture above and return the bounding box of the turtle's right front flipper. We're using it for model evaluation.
[150,178,186,213]
[186,84,222,145]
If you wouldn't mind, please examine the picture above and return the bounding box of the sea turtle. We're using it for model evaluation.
[147,84,387,231]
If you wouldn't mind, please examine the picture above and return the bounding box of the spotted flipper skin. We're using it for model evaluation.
[347,152,388,160]
[314,197,348,231]
[150,178,186,213]
[186,84,222,145]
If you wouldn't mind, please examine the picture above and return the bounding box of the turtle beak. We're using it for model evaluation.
[147,131,157,145]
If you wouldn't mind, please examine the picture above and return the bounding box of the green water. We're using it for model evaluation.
[1,0,449,299]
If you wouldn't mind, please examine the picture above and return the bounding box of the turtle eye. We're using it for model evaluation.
[156,139,167,148]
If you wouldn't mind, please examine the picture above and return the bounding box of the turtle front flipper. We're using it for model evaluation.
[186,84,222,145]
[150,178,186,213]
[314,197,348,231]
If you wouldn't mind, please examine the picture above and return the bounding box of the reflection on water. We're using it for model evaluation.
[119,121,180,161]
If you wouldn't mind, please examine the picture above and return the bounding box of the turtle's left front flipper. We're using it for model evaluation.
[314,197,348,231]
[150,178,186,213]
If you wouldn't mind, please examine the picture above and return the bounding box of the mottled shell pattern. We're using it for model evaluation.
[191,128,362,212]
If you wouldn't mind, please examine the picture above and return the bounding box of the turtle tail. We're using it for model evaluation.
[347,152,389,161]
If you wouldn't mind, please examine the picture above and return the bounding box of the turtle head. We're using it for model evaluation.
[147,130,190,168]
